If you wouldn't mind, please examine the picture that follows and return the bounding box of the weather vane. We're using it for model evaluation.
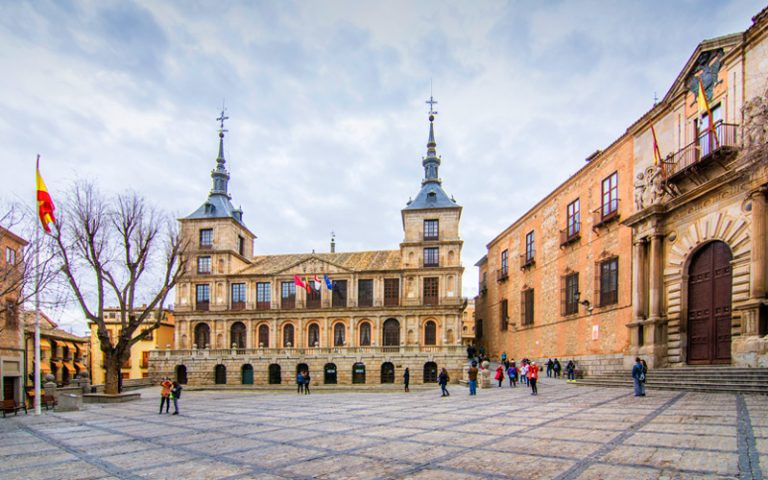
[426,80,438,117]
[216,100,229,134]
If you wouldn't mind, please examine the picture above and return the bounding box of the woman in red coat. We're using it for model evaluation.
[528,361,539,395]
[495,364,505,387]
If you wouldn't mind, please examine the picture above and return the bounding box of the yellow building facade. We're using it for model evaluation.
[23,311,88,389]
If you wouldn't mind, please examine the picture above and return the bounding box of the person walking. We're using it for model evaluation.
[507,362,517,387]
[296,371,305,394]
[520,361,529,386]
[467,361,478,396]
[403,367,410,392]
[566,360,576,382]
[159,377,172,414]
[303,370,311,395]
[170,381,182,415]
[553,358,562,378]
[546,358,553,378]
[438,368,450,397]
[528,361,539,395]
[495,364,505,387]
[632,357,646,397]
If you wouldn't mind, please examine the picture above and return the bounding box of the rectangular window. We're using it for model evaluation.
[423,277,439,305]
[199,229,213,248]
[501,250,508,277]
[358,279,373,307]
[525,231,535,263]
[564,273,579,315]
[424,219,439,241]
[5,247,16,264]
[332,280,348,308]
[195,284,210,311]
[307,285,321,309]
[141,351,150,368]
[423,247,439,267]
[141,328,154,341]
[599,257,619,306]
[521,288,534,326]
[256,282,271,310]
[384,278,400,306]
[476,319,483,339]
[238,235,245,256]
[500,299,508,331]
[567,199,580,238]
[281,282,296,309]
[601,172,619,219]
[197,256,211,274]
[231,283,246,310]
[4,301,16,329]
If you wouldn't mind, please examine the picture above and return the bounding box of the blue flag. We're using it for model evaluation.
[324,274,333,290]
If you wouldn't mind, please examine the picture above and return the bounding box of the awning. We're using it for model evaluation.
[40,363,52,374]
[39,338,51,350]
[74,362,87,371]
[51,360,62,369]
[62,363,75,373]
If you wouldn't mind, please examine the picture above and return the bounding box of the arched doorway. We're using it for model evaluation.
[214,364,227,384]
[324,363,337,384]
[231,322,246,349]
[380,362,395,384]
[423,361,438,383]
[175,365,187,384]
[241,364,254,385]
[352,363,366,384]
[424,321,437,345]
[383,318,400,351]
[268,364,281,384]
[687,241,732,364]
[194,323,210,349]
[296,363,308,375]
[258,324,269,348]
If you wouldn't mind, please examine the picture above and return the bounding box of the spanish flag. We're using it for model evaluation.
[696,77,719,148]
[36,155,56,233]
[650,124,663,167]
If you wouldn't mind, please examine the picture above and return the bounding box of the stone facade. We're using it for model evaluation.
[476,7,768,372]
[151,109,469,385]
[0,226,27,403]
[22,311,88,388]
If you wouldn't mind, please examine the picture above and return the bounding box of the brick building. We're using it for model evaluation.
[475,7,768,372]
[0,227,27,403]
[151,107,467,385]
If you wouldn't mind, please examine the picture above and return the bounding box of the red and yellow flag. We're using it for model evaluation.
[35,155,56,233]
[696,77,710,115]
[650,124,663,167]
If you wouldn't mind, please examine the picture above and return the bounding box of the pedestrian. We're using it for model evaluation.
[170,381,182,415]
[501,351,508,367]
[297,370,305,394]
[546,358,553,378]
[566,360,576,382]
[303,370,311,395]
[553,358,562,378]
[495,364,505,387]
[404,367,410,392]
[520,361,529,386]
[438,368,450,397]
[507,362,517,387]
[632,357,646,397]
[159,377,172,414]
[467,361,478,396]
[528,361,539,395]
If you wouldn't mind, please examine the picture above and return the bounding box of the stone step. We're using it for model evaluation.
[575,379,768,395]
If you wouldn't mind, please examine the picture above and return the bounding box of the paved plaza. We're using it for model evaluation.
[0,379,765,480]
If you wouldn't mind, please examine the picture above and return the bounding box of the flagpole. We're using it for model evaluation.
[34,155,42,415]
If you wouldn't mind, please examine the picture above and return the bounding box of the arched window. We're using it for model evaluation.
[383,318,400,349]
[424,320,437,345]
[380,362,395,384]
[258,324,269,348]
[308,323,320,347]
[241,364,254,385]
[283,324,294,347]
[359,322,371,346]
[333,323,345,346]
[214,364,226,385]
[194,323,210,349]
[423,362,438,383]
[231,322,246,349]
[175,365,187,384]
[268,364,281,384]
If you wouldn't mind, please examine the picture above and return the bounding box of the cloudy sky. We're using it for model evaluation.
[0,0,762,334]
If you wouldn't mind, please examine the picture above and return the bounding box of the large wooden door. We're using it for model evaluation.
[687,241,732,364]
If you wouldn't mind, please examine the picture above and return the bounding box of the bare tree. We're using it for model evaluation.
[51,182,187,394]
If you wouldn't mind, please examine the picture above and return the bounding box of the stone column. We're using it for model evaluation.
[246,319,253,349]
[750,188,767,300]
[648,234,664,321]
[271,319,278,348]
[632,239,647,322]
[349,319,355,347]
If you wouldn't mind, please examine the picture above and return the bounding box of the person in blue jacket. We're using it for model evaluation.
[632,357,646,397]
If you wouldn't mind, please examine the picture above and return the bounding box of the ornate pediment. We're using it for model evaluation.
[276,255,353,275]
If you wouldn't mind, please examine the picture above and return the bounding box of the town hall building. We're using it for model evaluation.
[151,105,468,386]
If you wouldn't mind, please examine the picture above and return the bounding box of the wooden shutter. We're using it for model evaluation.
[560,276,566,316]
[594,261,601,308]
[520,290,526,326]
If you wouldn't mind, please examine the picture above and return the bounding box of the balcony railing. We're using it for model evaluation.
[519,254,535,269]
[479,280,488,294]
[497,268,509,282]
[153,345,467,358]
[560,223,581,247]
[663,121,739,181]
[256,301,271,310]
[230,301,245,311]
[592,199,620,229]
[195,301,209,311]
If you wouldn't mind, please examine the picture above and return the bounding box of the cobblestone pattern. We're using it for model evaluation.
[0,378,765,479]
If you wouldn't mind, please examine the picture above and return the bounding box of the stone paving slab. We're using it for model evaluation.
[0,378,765,479]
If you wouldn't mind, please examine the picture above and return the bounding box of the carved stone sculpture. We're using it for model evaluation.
[743,89,768,149]
[634,171,646,210]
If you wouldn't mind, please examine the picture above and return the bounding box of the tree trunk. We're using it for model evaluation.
[104,351,121,395]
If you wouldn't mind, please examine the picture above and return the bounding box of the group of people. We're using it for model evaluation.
[296,370,312,394]
[159,378,182,414]
[494,358,539,395]
[544,358,577,382]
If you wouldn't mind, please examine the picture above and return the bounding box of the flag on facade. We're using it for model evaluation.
[650,124,663,170]
[324,274,333,290]
[696,77,719,149]
[35,155,56,233]
[304,276,312,293]
[293,275,306,290]
[313,275,322,291]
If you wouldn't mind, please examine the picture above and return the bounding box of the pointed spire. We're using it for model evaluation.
[210,107,231,197]
[422,95,441,185]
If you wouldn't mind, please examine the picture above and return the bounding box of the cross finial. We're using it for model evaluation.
[426,95,438,116]
[216,101,229,135]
